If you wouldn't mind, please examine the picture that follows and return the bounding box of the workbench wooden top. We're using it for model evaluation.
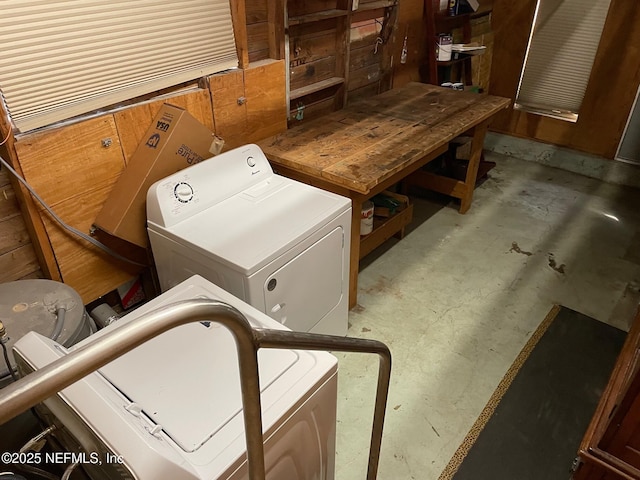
[258,82,511,195]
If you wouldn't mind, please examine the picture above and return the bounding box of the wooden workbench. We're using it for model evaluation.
[258,82,510,309]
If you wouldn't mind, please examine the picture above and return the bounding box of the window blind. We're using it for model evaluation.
[0,0,238,132]
[516,0,612,115]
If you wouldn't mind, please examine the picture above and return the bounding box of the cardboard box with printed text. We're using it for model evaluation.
[94,104,215,247]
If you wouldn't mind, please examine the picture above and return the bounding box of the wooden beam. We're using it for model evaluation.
[231,0,250,68]
[0,103,60,280]
[267,0,285,59]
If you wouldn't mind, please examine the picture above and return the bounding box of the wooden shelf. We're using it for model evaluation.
[469,4,493,19]
[356,0,398,12]
[423,0,492,86]
[285,0,399,122]
[434,12,471,30]
[359,203,413,259]
[289,77,345,101]
[435,4,492,24]
[289,9,349,26]
[437,57,470,67]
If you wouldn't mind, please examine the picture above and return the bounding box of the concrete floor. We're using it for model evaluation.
[334,152,640,479]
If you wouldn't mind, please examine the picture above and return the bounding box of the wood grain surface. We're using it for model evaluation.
[259,82,510,193]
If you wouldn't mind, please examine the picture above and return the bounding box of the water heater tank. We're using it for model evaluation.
[0,279,94,387]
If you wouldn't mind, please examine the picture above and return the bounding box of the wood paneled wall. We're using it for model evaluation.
[246,0,272,62]
[1,58,287,304]
[489,0,640,159]
[0,0,296,293]
[392,0,428,88]
[0,167,42,283]
[0,109,50,284]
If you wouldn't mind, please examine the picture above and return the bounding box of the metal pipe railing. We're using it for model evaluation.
[0,298,392,480]
[253,329,392,479]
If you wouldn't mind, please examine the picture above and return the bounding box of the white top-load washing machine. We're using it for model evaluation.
[147,144,351,336]
[12,275,338,480]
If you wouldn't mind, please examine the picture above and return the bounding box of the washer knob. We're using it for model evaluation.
[247,156,256,167]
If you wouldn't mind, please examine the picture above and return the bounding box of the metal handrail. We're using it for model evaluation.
[0,298,392,480]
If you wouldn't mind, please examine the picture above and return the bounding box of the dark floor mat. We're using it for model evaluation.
[440,305,626,480]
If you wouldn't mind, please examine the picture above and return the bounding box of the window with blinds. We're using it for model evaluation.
[515,0,612,121]
[0,1,238,133]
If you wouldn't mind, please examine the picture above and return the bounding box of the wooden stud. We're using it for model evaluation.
[231,0,251,68]
[0,103,60,280]
[267,0,285,59]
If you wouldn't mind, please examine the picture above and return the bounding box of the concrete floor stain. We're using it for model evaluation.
[352,304,366,314]
[365,275,403,299]
[509,241,533,256]
[548,253,566,274]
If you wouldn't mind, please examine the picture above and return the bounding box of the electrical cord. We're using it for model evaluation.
[13,464,58,480]
[61,462,78,480]
[0,321,18,382]
[0,127,11,146]
[0,473,27,480]
[12,418,60,480]
[19,425,57,454]
[1,341,17,382]
[0,322,50,432]
[0,128,146,267]
[0,306,67,382]
[0,113,13,146]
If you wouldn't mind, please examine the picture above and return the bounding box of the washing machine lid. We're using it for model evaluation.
[39,276,336,455]
[98,321,296,453]
[90,276,333,454]
[150,176,350,275]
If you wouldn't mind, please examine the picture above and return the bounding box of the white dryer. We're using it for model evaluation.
[147,144,351,336]
[13,275,338,480]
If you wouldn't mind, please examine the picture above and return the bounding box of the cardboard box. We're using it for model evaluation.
[372,190,410,218]
[453,136,472,160]
[95,104,215,247]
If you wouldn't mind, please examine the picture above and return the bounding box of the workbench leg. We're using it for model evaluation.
[459,120,489,214]
[349,198,362,309]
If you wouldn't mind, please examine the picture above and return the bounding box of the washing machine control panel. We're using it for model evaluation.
[173,182,194,203]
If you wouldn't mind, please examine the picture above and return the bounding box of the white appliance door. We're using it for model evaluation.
[264,227,344,332]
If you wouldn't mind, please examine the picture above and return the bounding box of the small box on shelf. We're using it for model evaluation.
[372,190,410,218]
[359,191,413,259]
[460,0,480,13]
